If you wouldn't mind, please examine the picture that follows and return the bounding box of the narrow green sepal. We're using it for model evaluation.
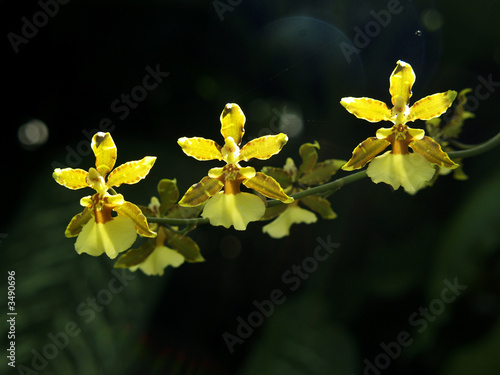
[298,141,319,174]
[113,240,156,268]
[300,195,337,219]
[298,159,346,185]
[164,227,204,263]
[158,178,179,216]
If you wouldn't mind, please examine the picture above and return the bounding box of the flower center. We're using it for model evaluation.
[92,194,114,224]
[221,137,241,164]
[87,167,107,194]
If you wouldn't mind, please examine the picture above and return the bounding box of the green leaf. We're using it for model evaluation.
[300,195,337,219]
[298,159,345,185]
[298,141,319,174]
[113,240,156,268]
[157,178,179,216]
[163,227,204,263]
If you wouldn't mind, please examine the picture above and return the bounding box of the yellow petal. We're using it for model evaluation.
[407,91,457,122]
[91,132,117,176]
[178,176,224,207]
[367,151,435,194]
[178,137,223,161]
[131,246,185,276]
[65,207,93,237]
[389,60,415,106]
[340,97,391,123]
[342,137,390,171]
[262,205,317,239]
[239,166,256,179]
[239,133,288,162]
[202,191,265,230]
[220,103,245,145]
[243,172,293,203]
[53,168,89,190]
[106,156,156,188]
[75,216,137,259]
[114,201,157,237]
[410,136,459,168]
[208,167,224,179]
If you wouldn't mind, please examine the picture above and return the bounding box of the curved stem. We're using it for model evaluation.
[147,132,500,226]
[447,132,500,159]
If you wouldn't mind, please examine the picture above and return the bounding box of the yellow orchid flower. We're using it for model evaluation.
[178,103,293,230]
[53,132,157,259]
[261,142,344,239]
[126,198,185,276]
[341,60,458,194]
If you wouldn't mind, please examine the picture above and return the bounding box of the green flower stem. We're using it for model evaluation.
[147,216,210,226]
[447,132,500,159]
[267,170,368,208]
[147,132,500,226]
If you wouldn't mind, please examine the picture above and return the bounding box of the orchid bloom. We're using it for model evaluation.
[261,142,344,238]
[341,60,458,194]
[178,103,293,230]
[53,132,157,258]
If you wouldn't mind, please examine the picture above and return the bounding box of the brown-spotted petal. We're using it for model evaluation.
[178,176,224,207]
[106,156,156,188]
[53,168,89,190]
[407,91,457,122]
[220,103,245,146]
[114,201,157,238]
[340,97,392,123]
[239,133,288,162]
[342,137,390,171]
[389,60,416,106]
[65,207,93,237]
[243,172,293,203]
[91,132,117,176]
[410,136,458,169]
[178,137,223,161]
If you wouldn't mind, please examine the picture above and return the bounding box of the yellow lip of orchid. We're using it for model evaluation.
[177,103,293,230]
[53,132,157,258]
[340,60,459,193]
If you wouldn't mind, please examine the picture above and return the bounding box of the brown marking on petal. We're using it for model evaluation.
[392,140,410,155]
[224,179,242,195]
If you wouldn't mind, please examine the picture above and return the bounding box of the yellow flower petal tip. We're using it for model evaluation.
[201,191,265,230]
[262,205,317,239]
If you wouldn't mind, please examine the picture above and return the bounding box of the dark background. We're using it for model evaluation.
[2,0,500,374]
